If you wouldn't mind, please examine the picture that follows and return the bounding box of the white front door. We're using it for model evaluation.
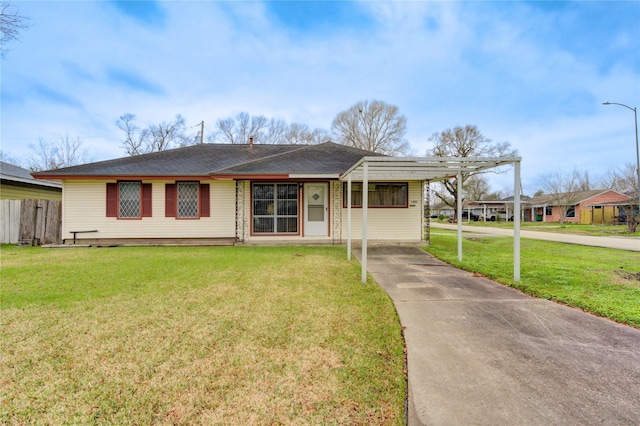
[304,183,328,236]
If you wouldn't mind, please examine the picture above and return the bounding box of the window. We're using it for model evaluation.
[566,205,576,218]
[252,183,298,234]
[165,182,210,219]
[545,206,552,216]
[343,182,408,207]
[106,182,152,219]
[178,182,199,218]
[119,182,141,217]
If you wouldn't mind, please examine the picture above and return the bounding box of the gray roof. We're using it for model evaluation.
[32,142,383,179]
[528,189,630,206]
[1,161,62,188]
[1,161,34,180]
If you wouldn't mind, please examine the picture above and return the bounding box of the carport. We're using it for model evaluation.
[340,156,523,282]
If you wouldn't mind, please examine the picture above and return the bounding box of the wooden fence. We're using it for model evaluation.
[0,199,62,245]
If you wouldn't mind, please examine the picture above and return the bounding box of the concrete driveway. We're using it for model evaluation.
[353,246,640,426]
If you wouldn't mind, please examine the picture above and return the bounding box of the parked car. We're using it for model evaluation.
[461,212,480,221]
[618,207,639,224]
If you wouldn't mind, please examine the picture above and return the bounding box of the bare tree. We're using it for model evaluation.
[1,1,30,58]
[282,122,330,145]
[538,169,583,224]
[262,118,287,144]
[116,113,192,156]
[331,100,412,156]
[576,169,592,191]
[210,113,330,145]
[601,163,638,232]
[147,114,189,152]
[427,125,517,214]
[213,112,268,144]
[0,149,22,166]
[463,175,491,201]
[116,113,146,156]
[602,163,638,195]
[28,135,90,171]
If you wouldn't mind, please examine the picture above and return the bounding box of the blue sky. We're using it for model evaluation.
[1,0,639,195]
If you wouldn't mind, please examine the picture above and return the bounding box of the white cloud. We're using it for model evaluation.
[1,0,638,193]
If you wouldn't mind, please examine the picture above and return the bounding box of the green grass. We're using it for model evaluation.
[424,233,640,328]
[0,245,405,425]
[431,218,640,236]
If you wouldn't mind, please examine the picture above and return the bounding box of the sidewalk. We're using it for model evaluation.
[431,222,640,251]
[353,245,640,426]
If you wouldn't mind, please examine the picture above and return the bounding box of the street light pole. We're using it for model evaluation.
[602,101,640,219]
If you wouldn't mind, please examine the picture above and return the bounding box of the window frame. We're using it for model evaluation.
[251,182,300,235]
[177,181,200,219]
[566,205,576,218]
[342,182,409,208]
[106,181,152,219]
[165,181,210,220]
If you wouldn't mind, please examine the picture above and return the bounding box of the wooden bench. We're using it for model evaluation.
[68,230,98,245]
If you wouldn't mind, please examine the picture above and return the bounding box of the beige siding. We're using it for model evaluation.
[340,181,424,242]
[61,180,236,240]
[0,183,62,200]
[241,180,424,243]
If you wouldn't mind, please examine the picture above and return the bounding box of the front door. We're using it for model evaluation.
[304,183,328,236]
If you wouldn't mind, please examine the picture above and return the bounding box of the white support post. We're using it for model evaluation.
[347,175,352,261]
[362,162,369,283]
[514,161,521,282]
[457,171,463,262]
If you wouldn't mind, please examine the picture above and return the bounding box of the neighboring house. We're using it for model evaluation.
[33,142,427,245]
[0,161,62,200]
[525,189,631,224]
[466,196,532,221]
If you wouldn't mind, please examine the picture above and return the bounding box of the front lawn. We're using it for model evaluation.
[0,245,405,425]
[425,233,640,328]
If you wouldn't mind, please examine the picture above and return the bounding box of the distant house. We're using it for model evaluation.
[525,189,631,224]
[32,142,427,245]
[0,161,62,200]
[466,196,532,221]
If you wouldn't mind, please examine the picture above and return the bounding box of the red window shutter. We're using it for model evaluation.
[142,183,153,217]
[165,184,177,217]
[200,184,210,217]
[106,183,118,217]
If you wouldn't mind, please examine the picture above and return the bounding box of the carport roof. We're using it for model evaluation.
[340,155,524,284]
[340,155,522,181]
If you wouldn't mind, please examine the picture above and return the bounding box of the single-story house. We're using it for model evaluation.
[525,189,631,224]
[32,142,429,245]
[1,161,62,200]
[464,196,533,222]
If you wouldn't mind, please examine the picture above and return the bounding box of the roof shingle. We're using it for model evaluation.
[32,142,382,179]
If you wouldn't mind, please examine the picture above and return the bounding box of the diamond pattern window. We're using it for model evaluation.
[119,182,141,218]
[178,182,199,218]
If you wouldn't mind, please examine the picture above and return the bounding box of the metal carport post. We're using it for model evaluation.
[341,156,522,283]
